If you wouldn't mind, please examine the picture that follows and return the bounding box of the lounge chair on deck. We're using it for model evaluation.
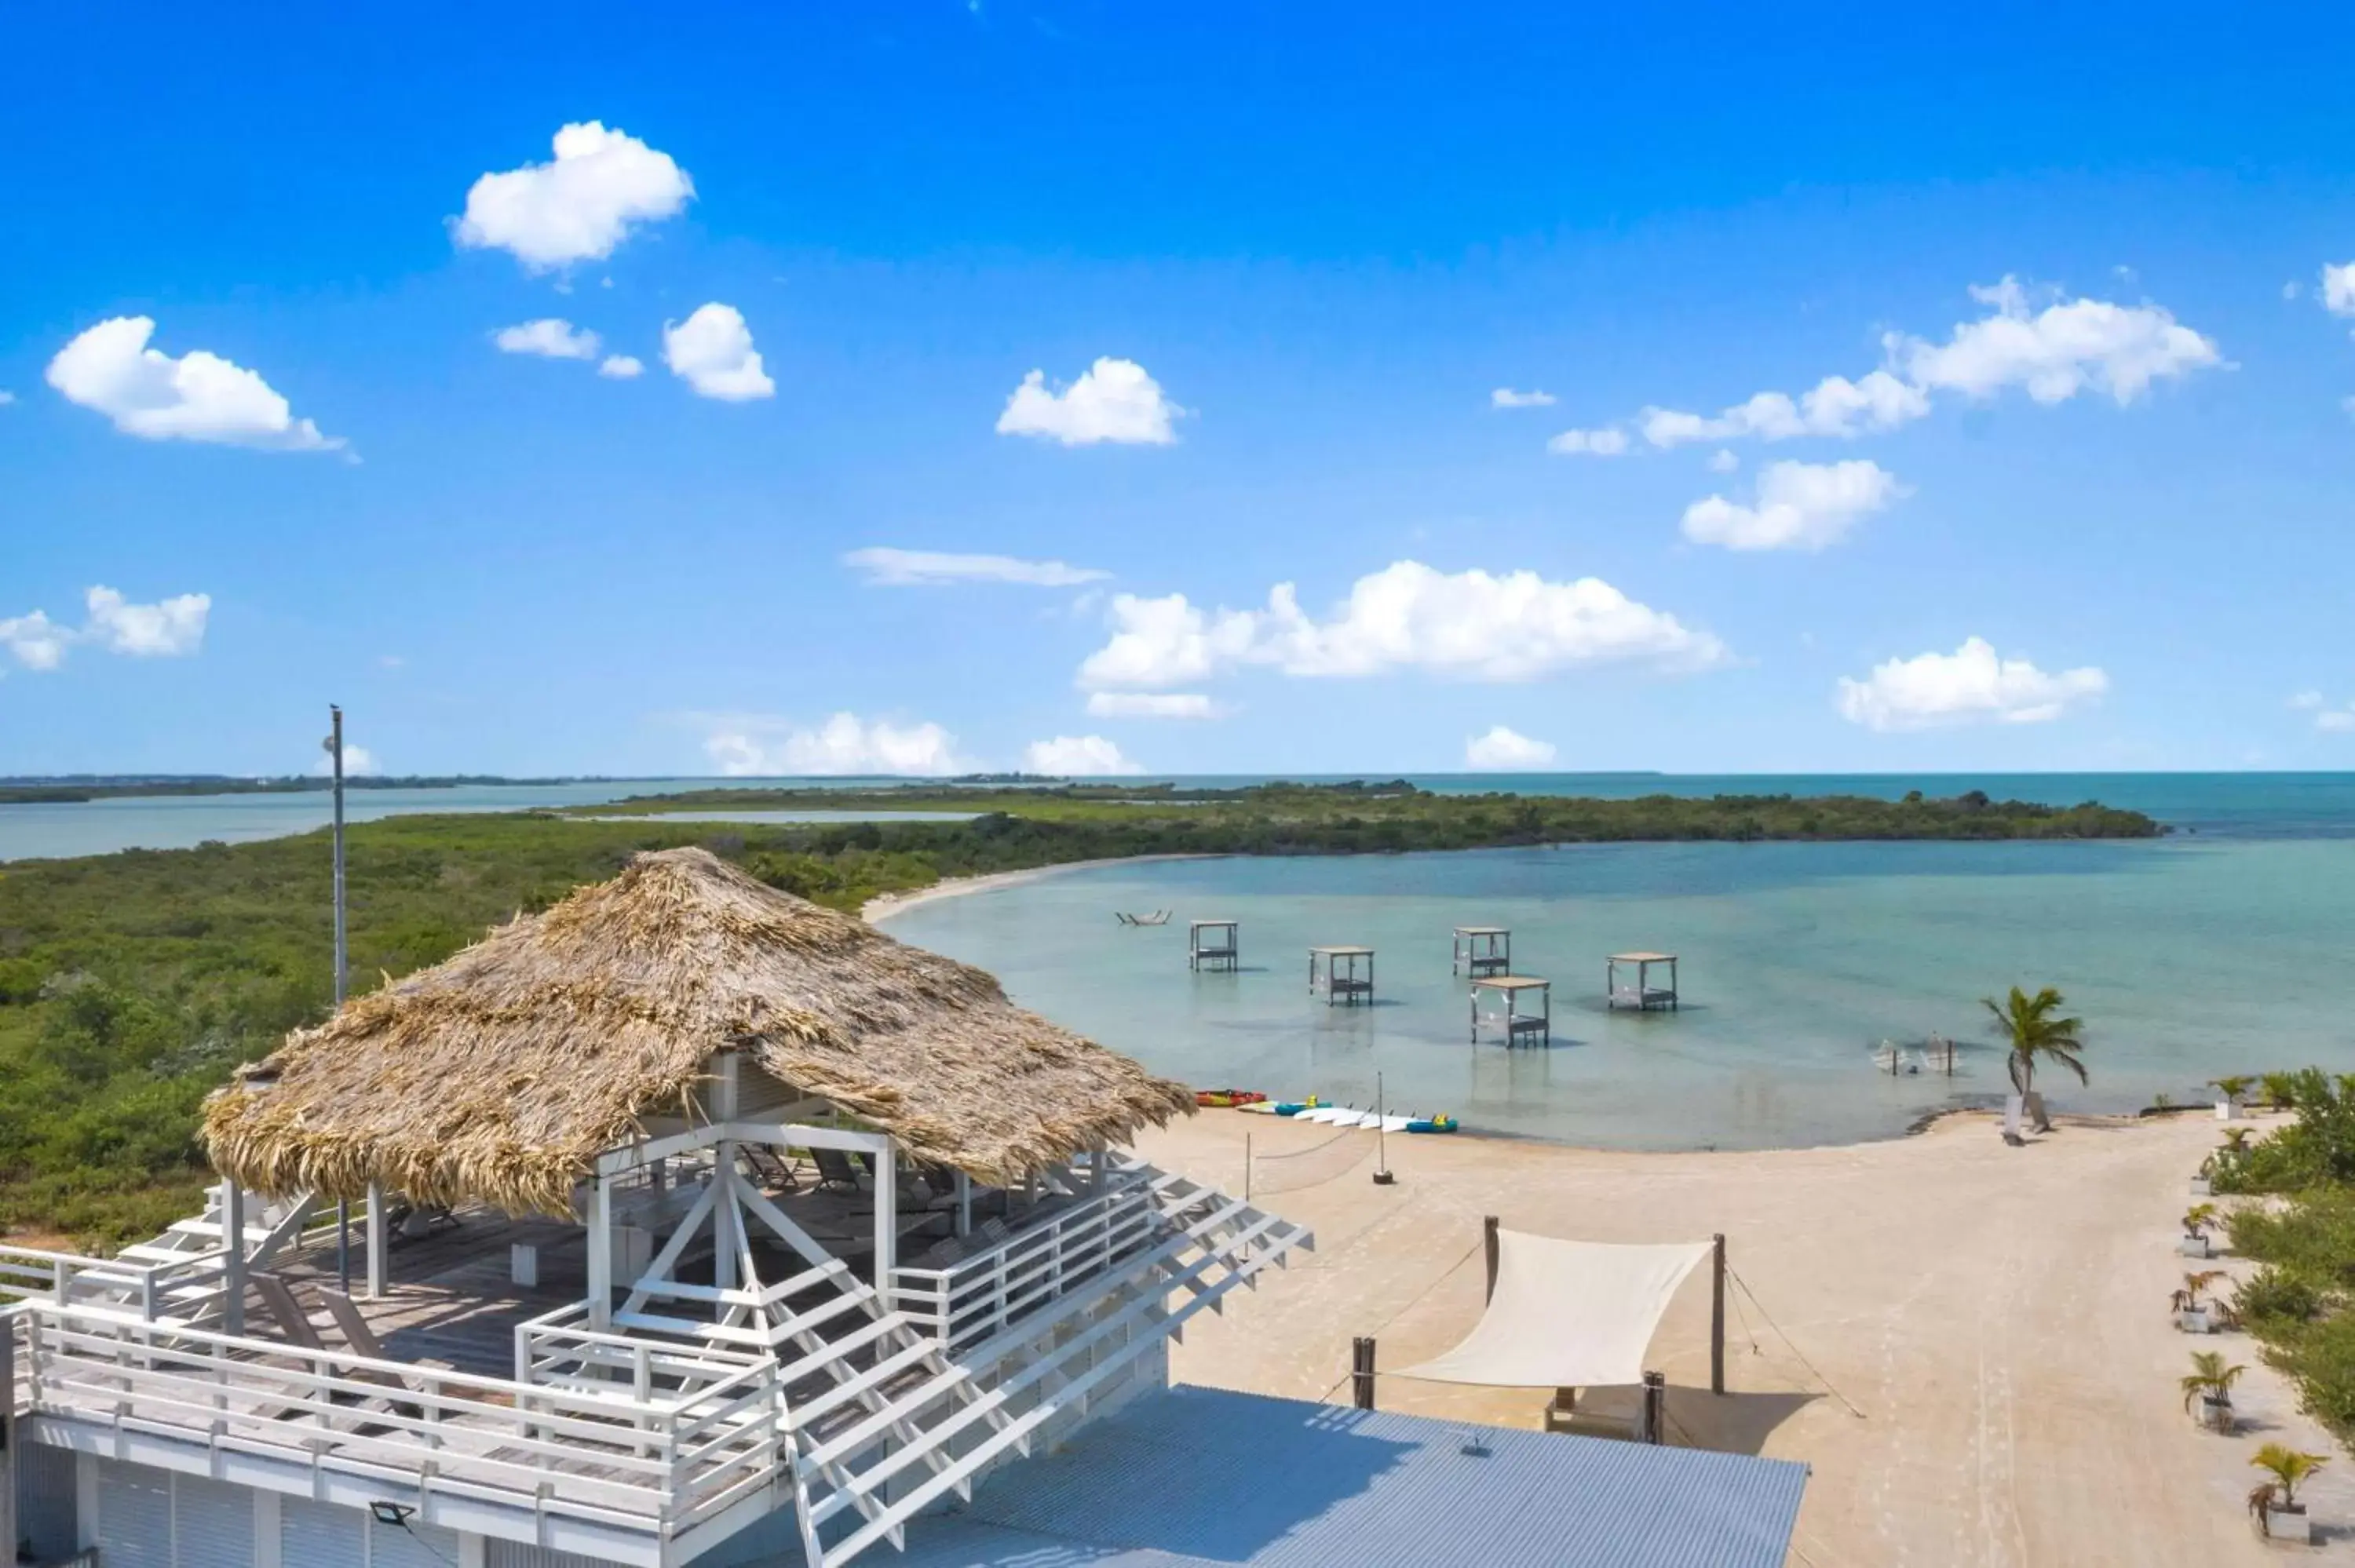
[248,1273,428,1423]
[812,1147,866,1194]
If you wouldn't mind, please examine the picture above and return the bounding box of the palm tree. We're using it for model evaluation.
[2220,1127,2252,1154]
[2182,1350,2246,1431]
[2248,1444,2328,1533]
[2172,1269,2226,1315]
[1981,985,2088,1097]
[2213,1074,2255,1103]
[2261,1071,2298,1110]
[2183,1203,2218,1240]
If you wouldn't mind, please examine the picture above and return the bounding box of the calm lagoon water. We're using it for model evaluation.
[885,833,2355,1152]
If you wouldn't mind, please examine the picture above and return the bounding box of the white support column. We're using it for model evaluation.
[872,1134,898,1287]
[253,1490,283,1568]
[75,1451,98,1553]
[586,1173,614,1331]
[364,1181,389,1300]
[713,1159,739,1297]
[711,1051,742,1302]
[221,1180,247,1334]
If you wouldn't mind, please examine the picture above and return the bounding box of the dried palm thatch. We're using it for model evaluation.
[203,847,1194,1216]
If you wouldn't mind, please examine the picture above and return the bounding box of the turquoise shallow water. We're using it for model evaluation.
[883,837,2355,1151]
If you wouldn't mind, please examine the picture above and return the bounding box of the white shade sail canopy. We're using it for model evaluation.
[1399,1230,1711,1390]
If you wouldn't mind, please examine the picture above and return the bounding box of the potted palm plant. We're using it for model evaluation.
[2193,1155,2214,1198]
[1983,985,2087,1140]
[2173,1270,2227,1333]
[2183,1203,2221,1258]
[2214,1075,2255,1121]
[2248,1443,2327,1543]
[2182,1350,2245,1434]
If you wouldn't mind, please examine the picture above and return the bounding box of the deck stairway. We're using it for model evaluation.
[790,1157,1312,1568]
[86,1185,317,1324]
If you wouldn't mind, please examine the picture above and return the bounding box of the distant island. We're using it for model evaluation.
[0,774,626,805]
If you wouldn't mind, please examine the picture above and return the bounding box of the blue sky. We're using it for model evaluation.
[8,2,2355,778]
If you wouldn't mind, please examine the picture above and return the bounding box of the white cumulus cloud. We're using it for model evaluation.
[663,304,773,401]
[453,122,693,272]
[996,357,1181,446]
[1889,277,2223,404]
[1707,448,1740,472]
[1640,370,1931,450]
[1084,691,1227,720]
[493,319,602,359]
[844,548,1109,587]
[1492,388,1557,409]
[1022,735,1143,775]
[314,742,381,776]
[1681,459,1907,552]
[2319,709,2355,733]
[703,713,966,776]
[0,611,70,671]
[84,586,210,655]
[598,355,644,379]
[1465,725,1557,769]
[1836,636,2108,731]
[2321,263,2355,318]
[1079,561,1724,690]
[2291,691,2327,709]
[1546,427,1630,456]
[0,587,210,672]
[46,317,342,452]
[1617,279,2218,454]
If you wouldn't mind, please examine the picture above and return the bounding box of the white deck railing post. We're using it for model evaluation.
[221,1179,246,1334]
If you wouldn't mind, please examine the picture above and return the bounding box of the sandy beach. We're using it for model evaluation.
[862,855,1221,923]
[1132,1105,2349,1566]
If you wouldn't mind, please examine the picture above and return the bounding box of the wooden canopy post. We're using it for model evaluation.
[1483,1214,1501,1303]
[1711,1232,1727,1395]
[1351,1336,1377,1410]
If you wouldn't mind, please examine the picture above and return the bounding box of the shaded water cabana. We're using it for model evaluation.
[1308,946,1375,1005]
[1472,975,1551,1047]
[1607,951,1680,1012]
[7,848,1318,1568]
[1452,926,1511,979]
[1188,918,1240,972]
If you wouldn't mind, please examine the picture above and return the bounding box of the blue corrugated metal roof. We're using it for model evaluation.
[834,1386,1806,1568]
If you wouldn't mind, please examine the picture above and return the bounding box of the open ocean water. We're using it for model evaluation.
[10,771,2355,1151]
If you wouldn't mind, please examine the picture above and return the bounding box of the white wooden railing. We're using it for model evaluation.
[885,1177,1162,1351]
[514,1299,777,1406]
[5,1299,783,1541]
[0,1241,231,1322]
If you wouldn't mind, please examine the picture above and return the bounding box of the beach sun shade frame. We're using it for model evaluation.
[1398,1231,1712,1390]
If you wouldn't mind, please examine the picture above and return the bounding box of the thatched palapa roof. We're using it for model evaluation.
[203,848,1193,1216]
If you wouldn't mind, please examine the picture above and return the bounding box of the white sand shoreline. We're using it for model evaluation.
[861,853,1226,923]
[1140,1102,2341,1566]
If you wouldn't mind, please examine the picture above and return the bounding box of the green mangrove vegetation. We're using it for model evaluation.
[2217,1070,2355,1446]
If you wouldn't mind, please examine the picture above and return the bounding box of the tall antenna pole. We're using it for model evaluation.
[330,705,349,1005]
[1371,1070,1395,1185]
[330,706,351,1290]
